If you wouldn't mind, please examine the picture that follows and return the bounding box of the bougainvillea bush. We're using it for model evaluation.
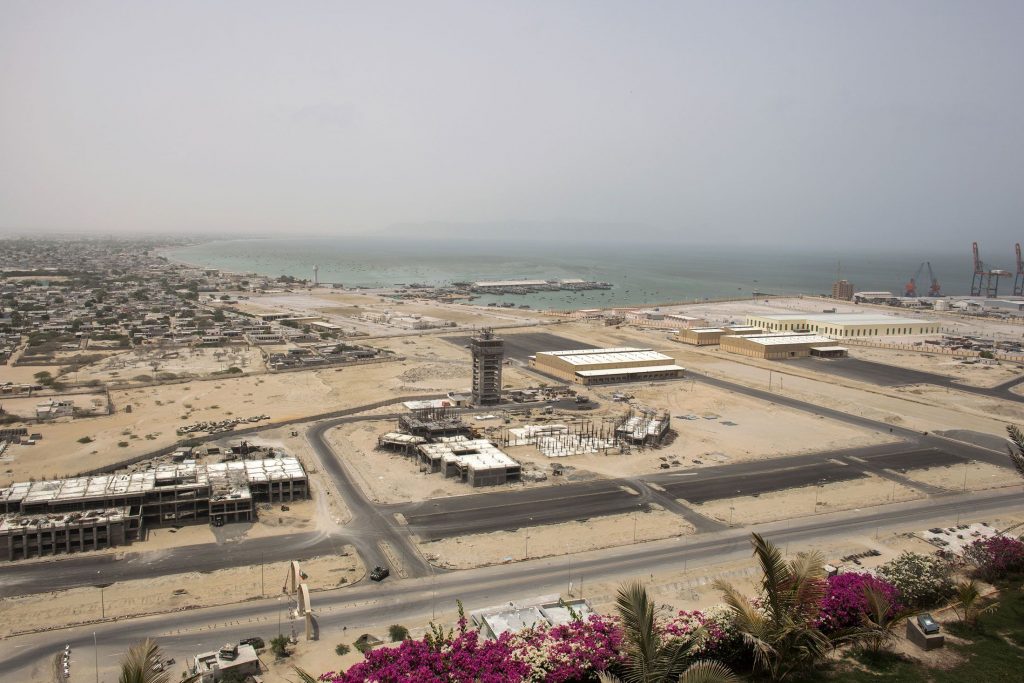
[663,606,742,661]
[878,551,955,608]
[508,613,624,682]
[320,611,624,683]
[816,572,902,633]
[963,535,1024,582]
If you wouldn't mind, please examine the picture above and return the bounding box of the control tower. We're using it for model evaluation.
[470,328,504,406]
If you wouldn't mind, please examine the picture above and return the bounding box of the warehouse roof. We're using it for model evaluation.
[738,334,835,346]
[538,347,675,366]
[748,313,933,325]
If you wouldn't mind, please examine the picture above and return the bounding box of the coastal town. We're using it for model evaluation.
[2,235,1024,681]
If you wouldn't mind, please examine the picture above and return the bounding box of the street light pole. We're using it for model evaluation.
[93,631,99,683]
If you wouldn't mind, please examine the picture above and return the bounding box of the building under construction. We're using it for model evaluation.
[398,407,473,439]
[471,328,504,406]
[0,456,307,561]
[497,407,673,456]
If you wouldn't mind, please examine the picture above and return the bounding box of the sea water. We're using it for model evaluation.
[164,237,971,310]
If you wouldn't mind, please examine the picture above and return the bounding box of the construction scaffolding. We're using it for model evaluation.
[398,407,472,439]
[496,408,673,456]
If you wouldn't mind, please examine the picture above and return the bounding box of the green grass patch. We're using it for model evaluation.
[827,585,1024,682]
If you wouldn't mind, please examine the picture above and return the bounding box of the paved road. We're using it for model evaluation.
[442,331,595,362]
[307,416,434,579]
[796,356,1024,402]
[3,488,1021,683]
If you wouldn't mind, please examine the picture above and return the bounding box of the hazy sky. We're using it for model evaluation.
[1,1,1022,248]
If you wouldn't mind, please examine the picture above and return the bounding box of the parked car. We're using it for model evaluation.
[370,566,390,582]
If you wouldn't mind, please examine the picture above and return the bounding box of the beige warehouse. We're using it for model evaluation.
[745,313,939,338]
[530,347,684,385]
[720,333,848,360]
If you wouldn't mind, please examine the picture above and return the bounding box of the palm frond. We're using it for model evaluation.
[614,580,660,683]
[677,659,740,683]
[1006,425,1024,479]
[117,639,170,683]
[750,532,788,623]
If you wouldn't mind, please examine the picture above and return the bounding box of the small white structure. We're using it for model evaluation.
[35,399,73,420]
[192,643,260,683]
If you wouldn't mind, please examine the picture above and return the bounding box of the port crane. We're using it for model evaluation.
[904,262,941,297]
[1015,243,1024,297]
[971,242,1011,298]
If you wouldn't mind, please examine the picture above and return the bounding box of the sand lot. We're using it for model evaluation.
[903,461,1018,492]
[420,508,694,569]
[0,552,362,638]
[69,345,264,383]
[0,351,475,484]
[693,475,923,525]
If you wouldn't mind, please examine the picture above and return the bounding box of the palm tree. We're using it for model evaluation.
[599,580,737,683]
[116,639,170,683]
[951,579,996,626]
[714,532,835,681]
[858,584,915,654]
[1007,425,1024,479]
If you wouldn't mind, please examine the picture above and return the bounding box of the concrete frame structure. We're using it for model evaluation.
[416,437,521,486]
[0,457,307,560]
[471,328,504,405]
[0,507,129,562]
[720,333,848,360]
[745,313,939,338]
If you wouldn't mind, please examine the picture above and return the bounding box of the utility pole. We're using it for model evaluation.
[260,553,265,596]
[94,631,99,683]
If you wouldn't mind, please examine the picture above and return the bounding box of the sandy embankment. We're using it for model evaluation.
[903,461,1019,492]
[419,509,694,570]
[0,552,362,638]
[693,475,923,526]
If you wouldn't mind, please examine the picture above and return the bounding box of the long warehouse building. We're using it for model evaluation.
[530,347,684,385]
[745,313,939,338]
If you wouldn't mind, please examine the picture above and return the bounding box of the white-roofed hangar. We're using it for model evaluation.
[530,347,684,385]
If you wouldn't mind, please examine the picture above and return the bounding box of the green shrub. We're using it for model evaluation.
[335,643,350,656]
[270,634,290,659]
[878,551,955,608]
[388,624,409,642]
[77,436,94,444]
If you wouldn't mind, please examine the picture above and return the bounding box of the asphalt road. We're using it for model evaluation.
[3,487,1022,683]
[442,331,595,362]
[796,356,1024,402]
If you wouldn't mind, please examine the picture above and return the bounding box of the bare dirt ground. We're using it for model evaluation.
[693,475,923,525]
[903,461,1018,493]
[0,552,362,638]
[419,508,694,569]
[0,352,468,484]
[69,346,265,383]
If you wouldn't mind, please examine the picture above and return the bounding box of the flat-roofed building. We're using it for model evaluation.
[676,326,763,346]
[416,437,521,486]
[530,347,684,385]
[745,313,939,338]
[0,457,307,559]
[721,333,848,360]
